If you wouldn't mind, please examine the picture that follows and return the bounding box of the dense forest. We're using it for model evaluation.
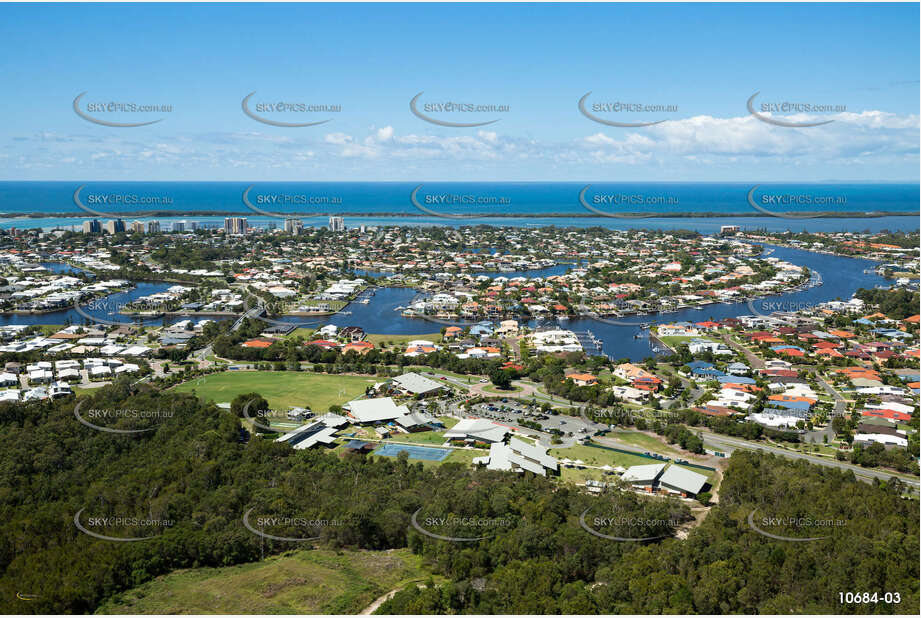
[0,381,917,614]
[854,287,920,321]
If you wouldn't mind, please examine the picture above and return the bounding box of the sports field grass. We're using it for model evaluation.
[174,371,377,412]
[96,548,435,614]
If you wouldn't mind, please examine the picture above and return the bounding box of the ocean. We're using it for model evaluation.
[0,181,917,233]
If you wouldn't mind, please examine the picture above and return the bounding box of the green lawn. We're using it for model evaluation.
[31,324,66,335]
[608,429,685,458]
[366,333,442,348]
[549,443,653,469]
[386,430,449,445]
[173,371,377,412]
[441,448,481,466]
[284,328,316,340]
[482,383,523,394]
[656,334,720,349]
[95,548,435,614]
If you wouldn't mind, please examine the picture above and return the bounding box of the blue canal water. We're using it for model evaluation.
[1,244,894,360]
[258,243,891,360]
[0,281,176,328]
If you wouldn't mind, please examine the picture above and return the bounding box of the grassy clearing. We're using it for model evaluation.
[366,333,442,348]
[30,324,66,335]
[549,443,653,469]
[284,328,316,340]
[386,430,450,446]
[608,429,685,457]
[656,335,721,349]
[173,371,376,412]
[95,548,435,615]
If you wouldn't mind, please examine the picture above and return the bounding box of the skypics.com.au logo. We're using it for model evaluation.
[74,508,174,542]
[241,92,341,127]
[240,294,347,330]
[410,507,514,543]
[410,184,512,219]
[579,92,678,127]
[73,92,172,127]
[74,400,176,435]
[747,508,847,542]
[578,185,680,219]
[242,185,344,220]
[747,92,844,128]
[747,185,849,219]
[242,507,348,542]
[73,296,172,328]
[579,502,682,542]
[410,92,509,127]
[747,298,819,319]
[240,398,305,433]
[73,184,174,218]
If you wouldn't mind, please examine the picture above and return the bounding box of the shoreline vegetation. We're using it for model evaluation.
[2,210,918,220]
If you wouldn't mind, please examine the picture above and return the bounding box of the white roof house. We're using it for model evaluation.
[444,418,509,443]
[855,433,908,448]
[57,368,81,381]
[28,369,54,383]
[122,345,151,357]
[344,397,409,424]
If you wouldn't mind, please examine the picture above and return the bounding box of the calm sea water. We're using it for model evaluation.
[0,181,917,233]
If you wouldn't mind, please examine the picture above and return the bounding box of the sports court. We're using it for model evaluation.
[373,443,452,461]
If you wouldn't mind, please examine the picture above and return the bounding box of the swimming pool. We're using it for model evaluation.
[373,443,452,461]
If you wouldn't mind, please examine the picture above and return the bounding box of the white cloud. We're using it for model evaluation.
[3,109,917,180]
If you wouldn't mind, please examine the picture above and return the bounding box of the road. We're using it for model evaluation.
[232,306,263,331]
[698,429,919,490]
[813,374,848,417]
[720,333,764,369]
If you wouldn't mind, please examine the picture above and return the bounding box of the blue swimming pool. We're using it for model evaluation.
[373,443,452,461]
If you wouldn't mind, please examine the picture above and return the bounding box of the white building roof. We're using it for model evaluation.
[345,397,408,423]
[621,463,666,484]
[391,372,444,395]
[444,418,509,443]
[659,465,708,495]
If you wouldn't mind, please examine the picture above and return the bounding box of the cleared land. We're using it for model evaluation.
[96,548,434,615]
[174,371,377,411]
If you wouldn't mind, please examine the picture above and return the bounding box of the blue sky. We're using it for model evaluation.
[0,2,918,181]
